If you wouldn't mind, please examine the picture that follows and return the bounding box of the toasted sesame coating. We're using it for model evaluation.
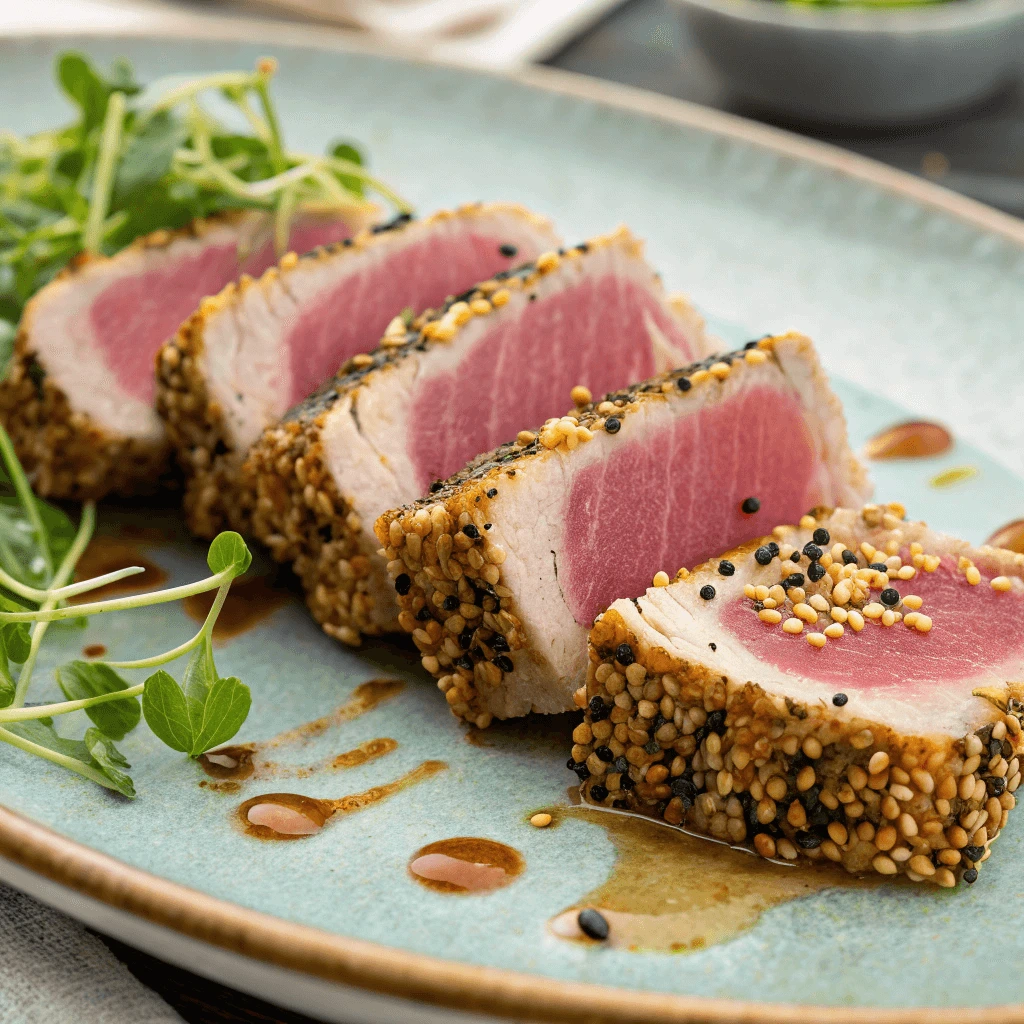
[375,332,866,727]
[244,226,689,651]
[573,503,1024,888]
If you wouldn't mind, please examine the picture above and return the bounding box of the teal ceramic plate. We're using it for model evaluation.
[1,25,1023,1024]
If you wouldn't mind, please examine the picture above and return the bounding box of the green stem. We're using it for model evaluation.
[273,184,298,256]
[83,91,126,255]
[0,725,119,791]
[106,631,204,671]
[11,503,95,708]
[143,71,259,119]
[0,563,144,604]
[0,571,230,624]
[0,682,144,723]
[254,79,286,174]
[0,423,51,581]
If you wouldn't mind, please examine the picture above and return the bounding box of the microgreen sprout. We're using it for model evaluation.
[0,422,254,797]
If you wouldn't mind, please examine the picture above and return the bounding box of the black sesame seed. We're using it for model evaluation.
[484,523,492,530]
[462,524,480,540]
[677,377,692,392]
[842,549,858,565]
[619,774,635,791]
[741,497,761,515]
[812,528,830,546]
[963,868,979,884]
[807,562,826,582]
[415,606,432,621]
[492,654,513,673]
[709,642,717,651]
[458,628,474,650]
[394,573,411,596]
[595,746,614,763]
[718,560,735,576]
[869,562,889,572]
[987,776,1007,796]
[754,546,773,566]
[589,696,610,722]
[671,777,697,801]
[615,642,634,666]
[578,908,610,941]
[490,634,510,653]
[588,786,609,804]
[614,756,629,774]
[802,542,823,561]
[790,551,801,563]
[486,488,498,498]
[456,655,474,671]
[442,595,459,611]
[644,739,661,754]
[566,758,590,781]
[783,573,805,589]
[499,243,518,258]
[880,588,900,607]
[700,584,716,600]
[605,417,621,434]
[832,692,849,707]
[767,542,780,557]
[794,831,823,849]
[744,340,759,350]
[707,710,726,734]
[964,845,984,863]
[429,480,443,493]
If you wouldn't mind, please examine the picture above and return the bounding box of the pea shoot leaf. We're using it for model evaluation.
[189,676,251,756]
[141,669,192,753]
[113,112,187,203]
[207,531,251,577]
[57,660,140,740]
[329,140,365,198]
[0,615,29,709]
[84,728,136,798]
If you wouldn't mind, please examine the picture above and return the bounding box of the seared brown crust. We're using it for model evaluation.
[374,333,869,727]
[244,231,665,649]
[571,503,1024,889]
[0,212,257,500]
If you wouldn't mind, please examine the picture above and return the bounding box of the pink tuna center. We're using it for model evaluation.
[285,232,536,406]
[562,386,821,627]
[408,277,692,491]
[721,557,1024,692]
[90,219,353,406]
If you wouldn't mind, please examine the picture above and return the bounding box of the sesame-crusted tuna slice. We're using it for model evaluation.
[376,332,869,727]
[0,208,370,500]
[246,228,710,646]
[158,204,561,537]
[577,503,1024,889]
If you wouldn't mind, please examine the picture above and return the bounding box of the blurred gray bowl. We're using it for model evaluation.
[668,0,1024,125]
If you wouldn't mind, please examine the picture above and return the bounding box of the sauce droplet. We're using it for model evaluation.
[864,420,952,460]
[183,575,292,642]
[71,539,168,602]
[409,837,524,894]
[986,519,1024,554]
[239,793,333,839]
[199,744,256,781]
[82,643,107,658]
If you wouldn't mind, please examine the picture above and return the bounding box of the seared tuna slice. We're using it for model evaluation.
[246,228,709,647]
[578,503,1024,888]
[0,209,368,500]
[157,203,561,538]
[377,333,869,727]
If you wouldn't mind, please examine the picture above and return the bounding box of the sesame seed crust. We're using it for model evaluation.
[574,503,1024,888]
[244,226,700,651]
[374,332,868,727]
[156,203,550,538]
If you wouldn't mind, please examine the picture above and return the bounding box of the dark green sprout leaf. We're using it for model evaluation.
[113,112,188,202]
[189,676,251,756]
[57,660,140,740]
[6,717,90,759]
[0,616,28,708]
[0,495,77,590]
[57,53,112,134]
[207,531,252,577]
[84,728,136,798]
[141,669,192,753]
[329,141,365,198]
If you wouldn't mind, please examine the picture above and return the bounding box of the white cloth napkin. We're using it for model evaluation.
[0,883,183,1024]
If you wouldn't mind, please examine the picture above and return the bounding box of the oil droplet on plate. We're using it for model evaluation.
[82,643,107,658]
[240,793,333,839]
[409,837,524,894]
[183,574,292,642]
[199,744,256,781]
[544,807,883,952]
[863,420,952,460]
[929,465,978,489]
[986,519,1024,554]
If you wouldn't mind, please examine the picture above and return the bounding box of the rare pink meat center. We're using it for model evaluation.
[286,232,529,405]
[721,557,1024,691]
[562,386,821,627]
[408,277,691,492]
[91,219,354,406]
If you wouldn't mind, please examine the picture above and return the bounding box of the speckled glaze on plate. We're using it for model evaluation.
[1,26,1023,1024]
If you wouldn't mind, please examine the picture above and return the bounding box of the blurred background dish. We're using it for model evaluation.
[665,0,1024,125]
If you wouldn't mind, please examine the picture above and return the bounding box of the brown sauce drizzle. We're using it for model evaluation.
[238,760,447,840]
[545,807,883,952]
[863,420,952,460]
[409,837,524,894]
[82,643,107,658]
[183,575,293,642]
[71,538,168,602]
[986,520,1024,554]
[198,680,405,787]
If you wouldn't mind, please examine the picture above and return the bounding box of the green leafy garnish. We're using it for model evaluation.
[57,660,139,740]
[0,51,408,357]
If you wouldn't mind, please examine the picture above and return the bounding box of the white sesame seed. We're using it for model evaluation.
[863,602,884,619]
[824,623,844,639]
[807,632,826,648]
[847,609,865,632]
[992,576,1012,592]
[759,609,782,624]
[653,571,670,588]
[966,566,982,585]
[530,813,553,828]
[783,618,803,634]
[869,751,890,774]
